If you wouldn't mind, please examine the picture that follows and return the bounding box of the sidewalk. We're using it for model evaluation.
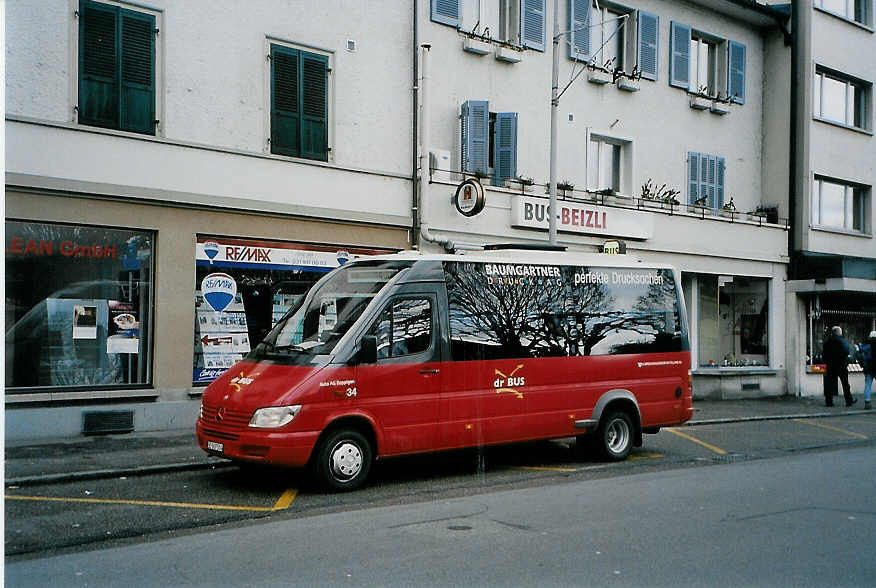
[5,397,872,486]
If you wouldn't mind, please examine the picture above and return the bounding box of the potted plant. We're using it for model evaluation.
[557,180,574,196]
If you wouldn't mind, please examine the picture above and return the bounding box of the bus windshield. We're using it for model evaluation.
[253,260,411,358]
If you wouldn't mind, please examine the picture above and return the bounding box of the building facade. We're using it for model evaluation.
[7,0,870,440]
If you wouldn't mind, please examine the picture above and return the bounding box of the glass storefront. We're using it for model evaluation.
[805,293,876,370]
[5,220,154,390]
[696,274,770,367]
[192,236,391,384]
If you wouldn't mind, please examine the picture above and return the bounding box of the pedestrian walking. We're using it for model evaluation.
[857,330,875,410]
[823,326,856,407]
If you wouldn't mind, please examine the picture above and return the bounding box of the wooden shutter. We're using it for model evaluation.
[569,0,590,60]
[637,11,659,81]
[461,100,489,176]
[301,52,329,161]
[79,0,119,129]
[431,0,460,27]
[119,9,155,134]
[687,152,700,205]
[493,112,518,186]
[669,22,691,89]
[271,44,301,157]
[728,41,746,104]
[521,0,545,51]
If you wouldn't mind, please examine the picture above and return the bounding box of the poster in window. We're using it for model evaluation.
[107,301,140,354]
[72,305,98,339]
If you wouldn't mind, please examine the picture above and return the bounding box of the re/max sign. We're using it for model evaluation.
[6,238,118,259]
[224,246,271,263]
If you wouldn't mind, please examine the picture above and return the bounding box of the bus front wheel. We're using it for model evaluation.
[596,411,633,461]
[313,429,373,492]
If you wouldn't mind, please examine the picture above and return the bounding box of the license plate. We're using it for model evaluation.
[207,441,224,453]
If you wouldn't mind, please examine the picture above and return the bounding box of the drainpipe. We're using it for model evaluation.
[788,0,798,278]
[411,0,420,249]
[418,43,456,252]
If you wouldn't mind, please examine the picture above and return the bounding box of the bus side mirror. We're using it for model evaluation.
[358,335,378,364]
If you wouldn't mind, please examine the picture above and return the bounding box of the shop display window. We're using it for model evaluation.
[697,274,769,367]
[805,294,876,372]
[5,221,153,390]
[193,236,391,384]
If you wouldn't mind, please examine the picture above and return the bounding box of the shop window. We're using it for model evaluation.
[806,299,876,369]
[5,221,154,390]
[193,236,390,384]
[697,274,769,368]
[78,0,157,135]
[812,176,868,232]
[270,43,329,161]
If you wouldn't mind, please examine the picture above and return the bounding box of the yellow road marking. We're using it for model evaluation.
[513,465,578,473]
[629,452,664,460]
[272,488,298,510]
[666,428,728,455]
[6,491,298,513]
[792,419,868,440]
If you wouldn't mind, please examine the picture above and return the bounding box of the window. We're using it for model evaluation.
[696,275,770,368]
[270,43,329,161]
[499,0,521,44]
[78,0,157,135]
[815,0,872,26]
[687,152,726,213]
[670,22,745,103]
[369,299,433,359]
[569,2,659,80]
[587,136,621,192]
[812,177,868,232]
[433,1,543,50]
[461,100,518,186]
[5,221,154,390]
[815,68,871,130]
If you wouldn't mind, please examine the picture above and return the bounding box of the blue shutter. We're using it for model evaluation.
[300,52,329,161]
[79,0,119,129]
[728,41,746,104]
[569,0,590,60]
[119,9,155,134]
[669,22,691,89]
[431,0,460,27]
[522,0,545,51]
[271,44,301,157]
[716,156,726,209]
[687,152,700,205]
[704,155,716,211]
[461,100,489,176]
[637,11,658,81]
[493,112,518,186]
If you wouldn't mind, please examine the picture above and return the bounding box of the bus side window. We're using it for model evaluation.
[369,298,432,359]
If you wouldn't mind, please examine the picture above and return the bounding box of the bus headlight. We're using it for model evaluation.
[249,405,302,428]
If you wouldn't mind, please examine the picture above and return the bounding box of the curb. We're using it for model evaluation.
[686,408,870,426]
[6,459,235,488]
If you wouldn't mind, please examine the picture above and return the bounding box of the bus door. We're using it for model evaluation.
[354,292,441,455]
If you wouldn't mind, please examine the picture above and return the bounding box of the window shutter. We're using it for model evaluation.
[521,0,545,51]
[300,52,329,161]
[669,22,691,89]
[461,100,489,176]
[271,44,301,157]
[569,0,590,60]
[493,112,518,186]
[728,41,746,104]
[431,0,460,27]
[79,0,119,129]
[637,11,659,81]
[716,156,726,209]
[687,152,700,205]
[704,155,716,211]
[119,9,155,134]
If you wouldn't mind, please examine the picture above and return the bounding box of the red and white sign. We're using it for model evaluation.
[511,195,654,240]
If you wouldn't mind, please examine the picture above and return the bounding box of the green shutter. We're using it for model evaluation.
[271,44,301,157]
[119,9,155,134]
[79,0,119,129]
[300,52,328,162]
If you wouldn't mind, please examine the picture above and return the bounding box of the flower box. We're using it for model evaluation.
[495,46,522,63]
[463,38,491,55]
[617,79,640,92]
[689,96,711,110]
[588,70,611,85]
[710,101,730,115]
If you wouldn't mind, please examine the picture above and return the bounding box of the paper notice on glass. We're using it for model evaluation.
[73,305,98,339]
[107,301,140,354]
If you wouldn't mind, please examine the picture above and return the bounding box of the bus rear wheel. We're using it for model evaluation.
[596,411,633,461]
[313,429,372,492]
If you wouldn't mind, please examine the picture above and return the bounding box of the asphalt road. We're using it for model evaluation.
[7,442,876,587]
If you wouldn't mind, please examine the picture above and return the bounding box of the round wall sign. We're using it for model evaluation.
[454,179,486,217]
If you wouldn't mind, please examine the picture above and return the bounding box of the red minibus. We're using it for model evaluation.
[197,249,693,490]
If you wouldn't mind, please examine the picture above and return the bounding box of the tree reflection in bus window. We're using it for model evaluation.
[370,298,432,359]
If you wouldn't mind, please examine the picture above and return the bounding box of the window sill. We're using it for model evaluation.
[813,6,874,33]
[812,116,874,136]
[811,224,871,238]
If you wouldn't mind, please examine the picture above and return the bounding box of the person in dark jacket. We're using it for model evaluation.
[822,326,856,407]
[858,330,875,410]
